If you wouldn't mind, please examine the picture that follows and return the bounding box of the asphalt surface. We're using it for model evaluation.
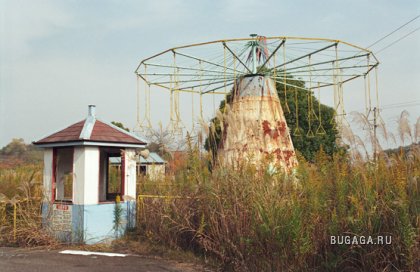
[0,247,205,272]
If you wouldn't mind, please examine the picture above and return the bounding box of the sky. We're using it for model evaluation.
[0,0,419,149]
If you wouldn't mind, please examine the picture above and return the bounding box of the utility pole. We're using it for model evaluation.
[373,107,378,163]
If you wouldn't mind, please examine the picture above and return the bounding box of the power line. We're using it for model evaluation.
[344,15,419,67]
[347,15,420,143]
[381,103,420,110]
[375,27,420,54]
[353,101,420,112]
[367,14,420,48]
[381,100,420,107]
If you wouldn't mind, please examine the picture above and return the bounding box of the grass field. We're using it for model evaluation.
[136,144,419,271]
[0,163,56,246]
[1,121,419,271]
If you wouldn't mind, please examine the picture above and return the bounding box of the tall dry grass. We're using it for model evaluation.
[136,114,420,271]
[0,164,56,246]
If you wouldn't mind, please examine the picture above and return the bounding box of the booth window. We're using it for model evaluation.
[138,165,146,175]
[53,147,74,202]
[99,149,125,202]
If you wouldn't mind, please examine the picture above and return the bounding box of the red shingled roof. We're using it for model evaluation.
[35,121,85,144]
[34,119,145,145]
[90,120,143,144]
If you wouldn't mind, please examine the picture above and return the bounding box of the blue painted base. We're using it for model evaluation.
[42,201,136,244]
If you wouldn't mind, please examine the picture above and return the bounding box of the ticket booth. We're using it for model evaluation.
[33,105,147,244]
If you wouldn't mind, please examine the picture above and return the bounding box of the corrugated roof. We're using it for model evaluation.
[109,152,165,164]
[140,152,165,164]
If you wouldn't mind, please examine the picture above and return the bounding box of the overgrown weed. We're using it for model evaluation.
[137,115,420,271]
[0,164,58,247]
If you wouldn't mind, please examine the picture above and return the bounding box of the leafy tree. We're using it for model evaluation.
[0,138,27,156]
[277,78,340,161]
[111,121,130,132]
[205,74,342,162]
[0,138,43,163]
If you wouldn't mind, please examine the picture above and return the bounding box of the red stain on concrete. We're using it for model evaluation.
[262,120,288,140]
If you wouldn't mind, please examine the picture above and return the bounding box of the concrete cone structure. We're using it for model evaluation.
[218,75,298,172]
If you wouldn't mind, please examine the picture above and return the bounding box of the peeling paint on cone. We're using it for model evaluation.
[219,75,298,172]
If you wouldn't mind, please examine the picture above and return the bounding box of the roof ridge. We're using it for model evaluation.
[79,117,96,140]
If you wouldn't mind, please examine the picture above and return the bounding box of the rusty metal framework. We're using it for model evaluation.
[134,35,380,137]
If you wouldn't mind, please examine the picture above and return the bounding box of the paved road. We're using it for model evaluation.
[0,247,206,272]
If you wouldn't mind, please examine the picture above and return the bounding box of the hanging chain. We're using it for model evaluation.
[306,55,314,137]
[316,82,326,135]
[283,41,290,113]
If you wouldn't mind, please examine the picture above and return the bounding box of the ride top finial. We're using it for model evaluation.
[249,34,259,73]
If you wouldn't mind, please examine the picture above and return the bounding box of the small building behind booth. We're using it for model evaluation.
[111,152,165,180]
